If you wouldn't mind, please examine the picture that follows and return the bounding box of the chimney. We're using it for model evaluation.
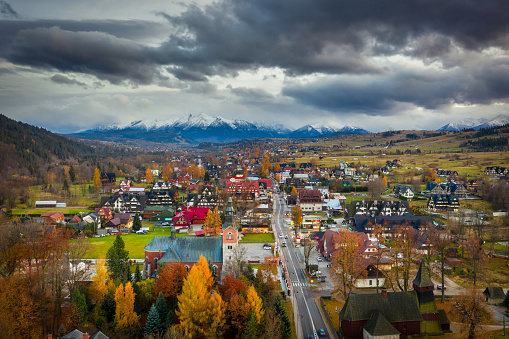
[171,228,176,240]
[83,333,90,339]
[48,335,53,339]
[381,287,387,299]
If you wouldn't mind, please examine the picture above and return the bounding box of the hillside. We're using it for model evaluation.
[0,114,99,177]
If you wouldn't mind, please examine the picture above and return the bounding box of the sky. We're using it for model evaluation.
[1,0,509,133]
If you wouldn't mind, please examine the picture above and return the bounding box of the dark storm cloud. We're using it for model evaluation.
[50,74,86,88]
[230,87,275,102]
[283,59,509,113]
[0,1,17,18]
[168,67,208,82]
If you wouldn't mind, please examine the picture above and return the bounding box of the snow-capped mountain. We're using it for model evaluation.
[77,113,370,143]
[437,115,509,131]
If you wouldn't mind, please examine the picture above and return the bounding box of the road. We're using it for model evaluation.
[272,186,333,339]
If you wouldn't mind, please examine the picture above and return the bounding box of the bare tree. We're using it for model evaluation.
[391,226,418,291]
[453,287,493,339]
[65,235,91,293]
[372,223,388,293]
[368,179,385,200]
[303,238,314,273]
[465,235,487,287]
[428,226,450,302]
[223,246,247,279]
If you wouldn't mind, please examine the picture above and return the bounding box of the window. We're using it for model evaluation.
[212,265,218,276]
[227,232,233,240]
[369,279,372,286]
[185,265,190,272]
[154,258,158,270]
[228,245,232,249]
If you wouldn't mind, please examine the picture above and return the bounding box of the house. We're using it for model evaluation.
[146,189,177,207]
[353,215,433,238]
[41,212,65,227]
[172,207,210,230]
[144,198,239,280]
[339,262,449,338]
[483,287,505,305]
[99,195,146,213]
[354,263,386,289]
[350,200,410,217]
[94,207,113,222]
[100,172,116,186]
[436,169,458,177]
[56,329,109,339]
[105,213,133,229]
[143,206,173,220]
[427,182,468,198]
[225,181,260,199]
[485,166,508,176]
[298,190,323,212]
[392,185,415,200]
[35,200,57,208]
[427,194,460,212]
[150,209,175,222]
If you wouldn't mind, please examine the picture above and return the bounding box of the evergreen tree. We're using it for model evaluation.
[106,235,130,283]
[72,288,88,324]
[69,165,76,182]
[242,311,261,339]
[155,292,169,329]
[144,305,162,334]
[132,212,142,231]
[63,179,70,193]
[502,290,509,309]
[274,295,291,339]
[102,293,116,322]
[204,171,210,182]
[134,264,142,283]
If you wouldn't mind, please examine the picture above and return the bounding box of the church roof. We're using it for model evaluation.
[145,236,222,263]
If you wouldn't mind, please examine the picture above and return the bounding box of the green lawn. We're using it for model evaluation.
[84,226,181,259]
[240,233,275,243]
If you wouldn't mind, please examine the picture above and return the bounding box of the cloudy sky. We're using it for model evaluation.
[1,0,509,133]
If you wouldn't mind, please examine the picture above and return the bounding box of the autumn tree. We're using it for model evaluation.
[107,235,130,283]
[330,230,366,300]
[145,168,153,184]
[303,238,314,273]
[204,206,222,237]
[114,281,140,330]
[372,223,388,293]
[465,235,487,286]
[453,288,492,339]
[162,164,173,181]
[219,274,248,302]
[93,167,102,192]
[368,178,386,199]
[90,258,110,303]
[246,285,264,324]
[290,186,298,195]
[291,206,303,239]
[155,261,188,300]
[225,293,250,337]
[390,226,418,291]
[206,292,226,338]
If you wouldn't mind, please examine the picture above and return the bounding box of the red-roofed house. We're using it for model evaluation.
[94,207,113,221]
[173,207,210,229]
[225,182,260,199]
[41,212,65,227]
[298,190,323,212]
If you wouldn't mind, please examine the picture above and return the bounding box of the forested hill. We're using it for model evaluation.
[0,114,98,177]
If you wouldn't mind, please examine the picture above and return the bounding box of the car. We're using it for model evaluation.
[279,234,284,238]
[437,284,446,290]
[319,329,326,336]
[136,230,147,234]
[281,242,287,247]
[285,235,288,239]
[317,257,323,262]
[308,335,313,339]
[263,244,272,250]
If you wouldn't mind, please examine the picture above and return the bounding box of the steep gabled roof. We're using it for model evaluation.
[413,261,434,288]
[363,311,400,336]
[145,236,222,263]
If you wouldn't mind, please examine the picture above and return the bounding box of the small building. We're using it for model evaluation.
[35,201,57,208]
[483,287,505,305]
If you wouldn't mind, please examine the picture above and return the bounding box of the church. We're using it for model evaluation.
[143,197,239,281]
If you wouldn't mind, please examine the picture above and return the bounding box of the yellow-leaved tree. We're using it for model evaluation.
[93,168,102,192]
[246,285,264,324]
[114,282,140,329]
[177,255,223,338]
[291,186,298,195]
[145,168,153,184]
[89,258,109,303]
[204,206,222,237]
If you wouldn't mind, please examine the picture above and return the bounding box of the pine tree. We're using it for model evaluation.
[274,295,291,339]
[106,235,130,283]
[72,288,87,324]
[132,212,141,231]
[155,292,169,329]
[102,293,116,322]
[246,285,264,324]
[134,264,142,283]
[144,305,162,334]
[242,310,261,339]
[69,165,76,182]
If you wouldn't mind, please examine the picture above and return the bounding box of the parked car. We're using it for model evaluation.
[155,221,170,227]
[136,230,147,234]
[317,257,323,262]
[437,284,446,290]
[281,242,287,247]
[263,244,272,250]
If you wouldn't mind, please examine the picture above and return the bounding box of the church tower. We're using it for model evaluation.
[413,261,445,335]
[222,197,239,262]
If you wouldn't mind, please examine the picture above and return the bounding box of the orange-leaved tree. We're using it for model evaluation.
[218,274,247,303]
[93,168,101,192]
[204,206,222,237]
[155,261,188,300]
[89,258,110,303]
[206,292,226,339]
[145,168,153,184]
[290,186,298,195]
[114,281,140,330]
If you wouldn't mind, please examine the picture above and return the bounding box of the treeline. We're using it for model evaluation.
[460,137,508,151]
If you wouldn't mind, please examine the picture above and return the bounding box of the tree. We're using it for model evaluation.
[204,171,210,182]
[132,212,141,232]
[291,206,303,239]
[368,178,385,199]
[90,258,110,303]
[465,235,487,286]
[502,290,509,309]
[453,287,492,339]
[134,264,142,283]
[274,295,291,339]
[218,274,247,303]
[145,168,153,184]
[93,168,102,192]
[114,282,140,329]
[390,226,418,291]
[155,292,169,328]
[303,239,314,273]
[225,294,250,338]
[65,236,91,294]
[372,223,388,293]
[106,235,130,283]
[71,288,87,324]
[290,186,298,195]
[162,164,173,181]
[330,230,366,300]
[428,227,450,302]
[155,261,188,300]
[69,165,76,183]
[204,206,222,237]
[144,305,162,334]
[206,292,226,339]
[246,285,264,324]
[102,293,116,322]
[243,311,261,339]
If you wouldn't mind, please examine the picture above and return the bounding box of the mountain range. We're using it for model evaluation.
[437,114,509,131]
[71,113,370,143]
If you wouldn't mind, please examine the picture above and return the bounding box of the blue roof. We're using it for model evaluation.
[145,236,222,263]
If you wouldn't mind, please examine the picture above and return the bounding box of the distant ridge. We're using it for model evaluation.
[437,114,509,131]
[73,113,369,142]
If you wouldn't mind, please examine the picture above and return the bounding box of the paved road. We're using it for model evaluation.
[272,187,333,339]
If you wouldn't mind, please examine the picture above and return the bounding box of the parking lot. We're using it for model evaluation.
[240,242,276,263]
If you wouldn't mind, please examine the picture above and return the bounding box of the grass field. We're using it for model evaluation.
[240,233,275,243]
[83,226,182,259]
[322,298,345,333]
